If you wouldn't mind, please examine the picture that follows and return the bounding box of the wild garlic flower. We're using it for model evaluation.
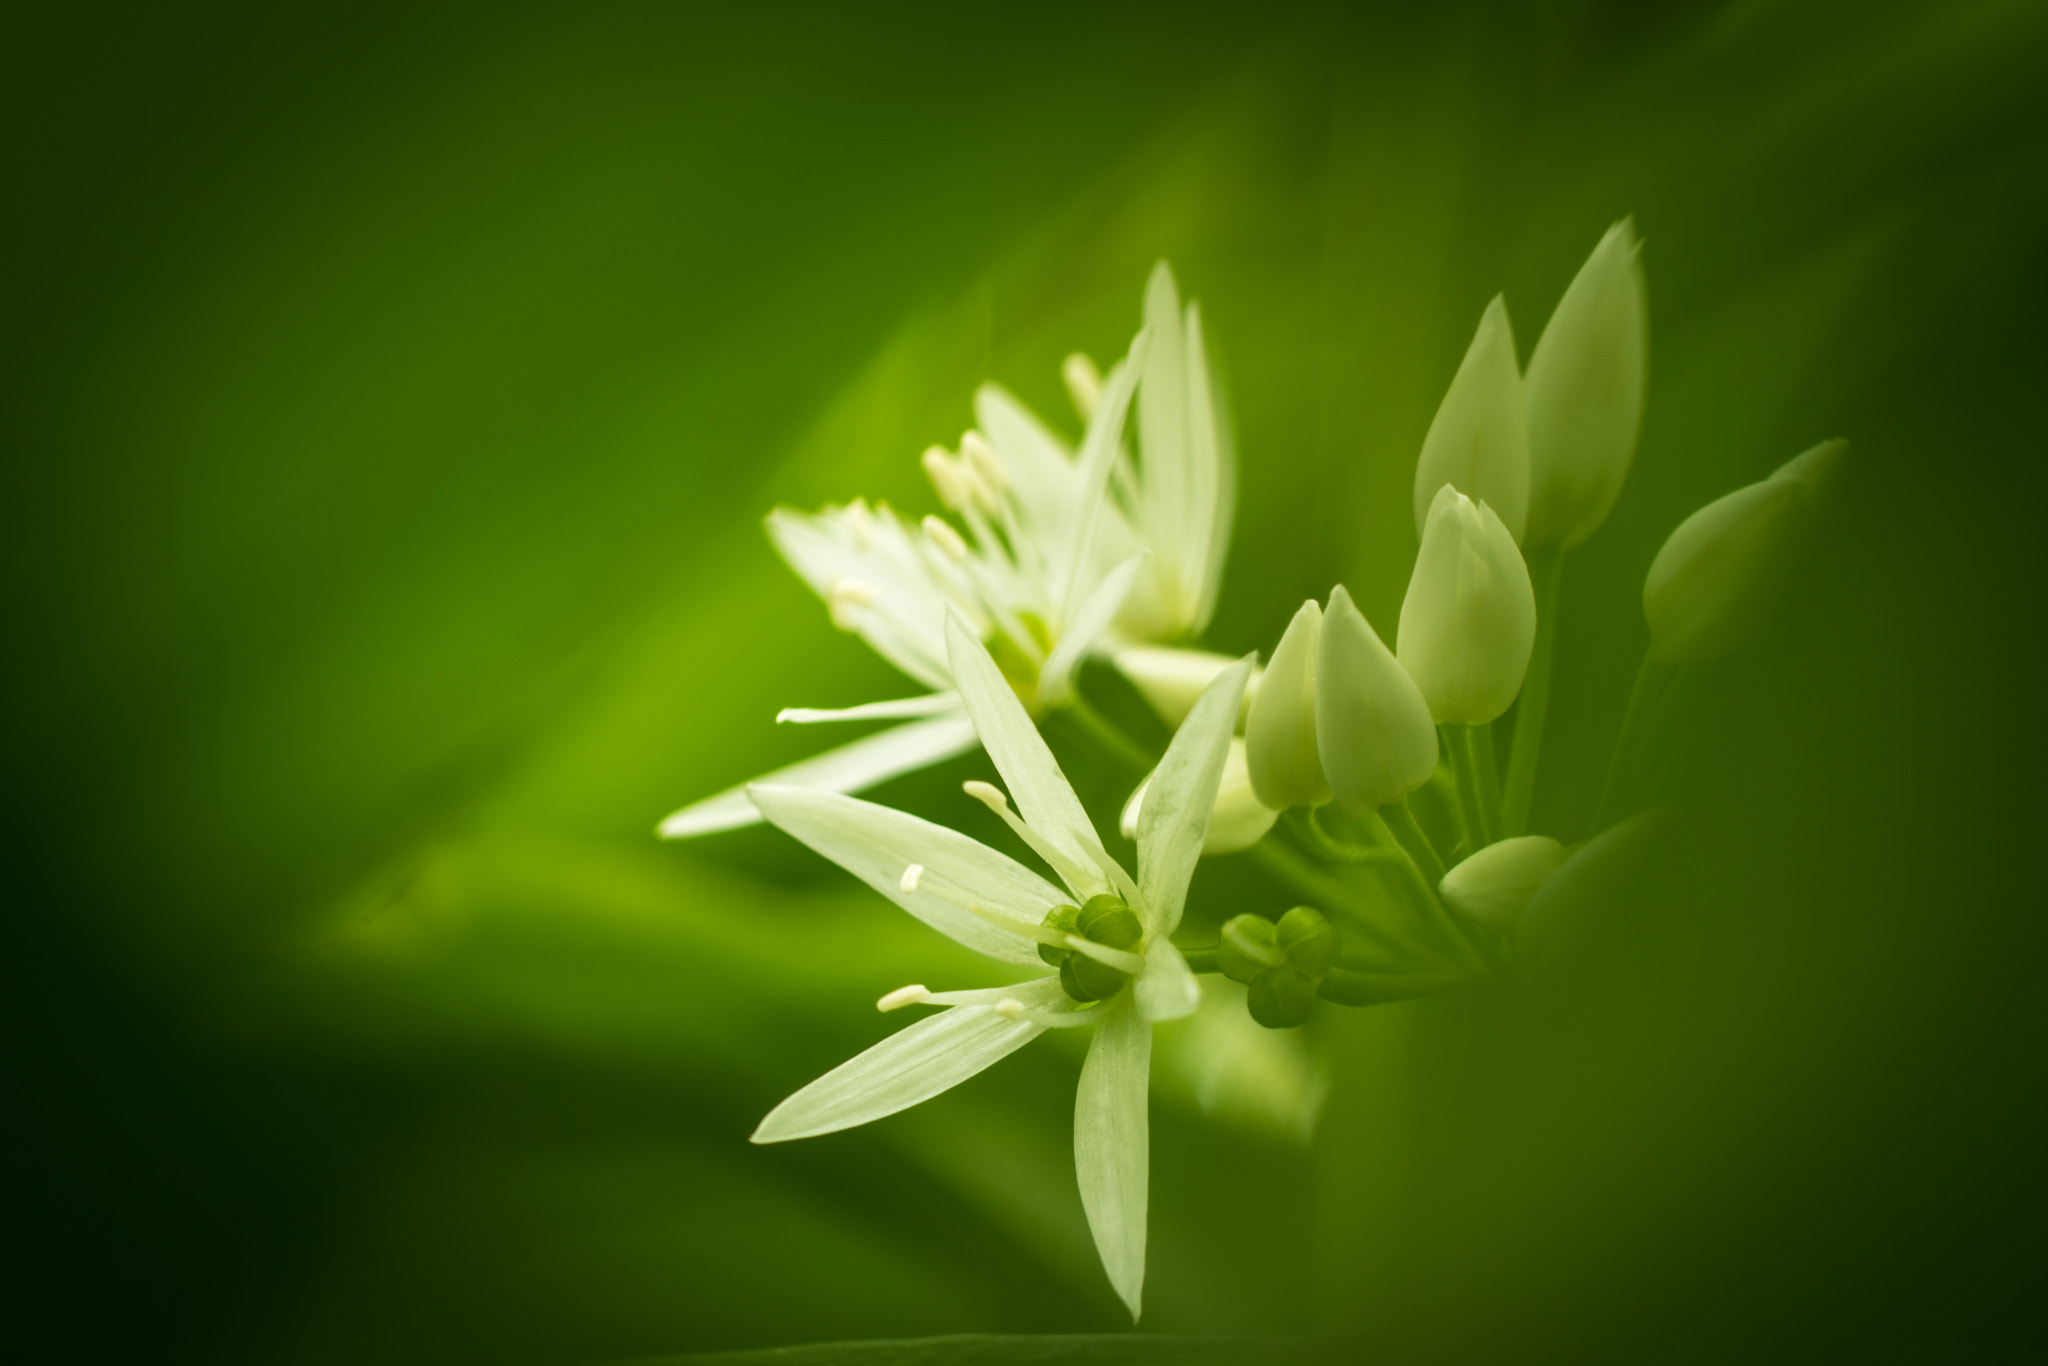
[660,262,1238,838]
[748,613,1252,1321]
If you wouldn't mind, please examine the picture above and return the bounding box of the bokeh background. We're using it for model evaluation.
[8,1,2046,1361]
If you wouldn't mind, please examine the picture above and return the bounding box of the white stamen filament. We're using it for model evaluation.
[960,781,1111,904]
[960,429,1009,496]
[968,903,1073,949]
[1063,934,1147,976]
[877,984,932,1012]
[899,863,924,893]
[997,996,1107,1029]
[1062,352,1104,420]
[921,515,968,562]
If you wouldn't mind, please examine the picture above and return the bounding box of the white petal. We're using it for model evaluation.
[1135,937,1201,1022]
[752,979,1071,1143]
[973,382,1077,536]
[746,784,1060,964]
[1074,997,1152,1321]
[777,692,962,724]
[944,614,1112,895]
[657,714,978,839]
[1138,263,1190,606]
[1112,646,1248,728]
[1037,552,1145,709]
[1413,294,1530,543]
[1137,656,1254,936]
[1187,301,1237,633]
[1057,333,1148,618]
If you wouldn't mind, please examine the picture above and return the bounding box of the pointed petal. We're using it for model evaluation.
[1138,263,1190,601]
[1112,645,1247,728]
[777,692,962,724]
[1137,656,1255,936]
[1057,333,1149,618]
[657,714,978,838]
[945,614,1112,893]
[1135,937,1201,1022]
[753,979,1072,1143]
[1075,997,1152,1321]
[1037,552,1145,709]
[746,783,1060,964]
[1413,294,1530,543]
[1185,300,1236,633]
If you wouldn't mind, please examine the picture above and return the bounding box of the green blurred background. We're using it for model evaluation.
[7,1,2045,1361]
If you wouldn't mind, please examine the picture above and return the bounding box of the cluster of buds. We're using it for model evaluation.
[1214,908,1340,1028]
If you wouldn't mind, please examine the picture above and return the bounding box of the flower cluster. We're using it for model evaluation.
[653,233,1844,1316]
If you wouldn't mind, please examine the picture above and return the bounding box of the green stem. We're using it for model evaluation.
[1180,946,1219,975]
[1317,966,1477,1007]
[1446,725,1498,848]
[1296,807,1405,868]
[1591,650,1675,834]
[1060,693,1157,777]
[1474,722,1504,833]
[1379,800,1447,887]
[1245,837,1378,924]
[1502,544,1565,835]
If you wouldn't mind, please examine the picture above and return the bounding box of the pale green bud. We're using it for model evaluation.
[1245,600,1331,810]
[1113,646,1254,727]
[1398,486,1537,725]
[1315,584,1438,813]
[1439,835,1565,932]
[1523,219,1649,550]
[1414,294,1530,543]
[1246,967,1318,1029]
[1642,439,1846,665]
[1274,907,1339,977]
[1120,737,1278,855]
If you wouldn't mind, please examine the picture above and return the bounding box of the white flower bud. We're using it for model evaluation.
[1413,294,1530,544]
[1523,219,1649,549]
[1112,646,1255,727]
[1642,439,1846,665]
[1315,584,1438,813]
[1120,737,1277,855]
[1398,486,1537,724]
[1246,600,1330,810]
[1439,835,1565,932]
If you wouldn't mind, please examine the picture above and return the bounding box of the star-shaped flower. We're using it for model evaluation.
[660,262,1236,838]
[747,613,1253,1320]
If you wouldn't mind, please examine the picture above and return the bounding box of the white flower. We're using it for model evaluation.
[1413,294,1531,544]
[1398,486,1537,725]
[747,613,1253,1321]
[660,262,1238,837]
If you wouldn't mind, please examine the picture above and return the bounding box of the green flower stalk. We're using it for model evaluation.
[1245,599,1332,811]
[747,612,1253,1321]
[1523,218,1650,551]
[1413,294,1531,544]
[1398,486,1537,726]
[1643,439,1847,665]
[1316,585,1438,813]
[1439,835,1565,932]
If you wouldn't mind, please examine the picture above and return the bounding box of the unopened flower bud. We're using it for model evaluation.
[1414,294,1530,543]
[1439,835,1565,932]
[1523,219,1649,550]
[1246,600,1331,810]
[1316,585,1438,813]
[1274,907,1339,977]
[1120,737,1278,855]
[1398,487,1537,725]
[1247,966,1318,1029]
[1113,646,1253,727]
[1642,439,1846,665]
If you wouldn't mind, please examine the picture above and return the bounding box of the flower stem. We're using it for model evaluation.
[1502,544,1565,835]
[1295,807,1405,867]
[1446,724,1499,848]
[1060,693,1157,776]
[1244,836,1378,924]
[1379,800,1447,887]
[1366,806,1489,974]
[1591,650,1675,833]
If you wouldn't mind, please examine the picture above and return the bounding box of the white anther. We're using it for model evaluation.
[876,984,932,1013]
[961,780,1009,813]
[1062,353,1104,420]
[921,515,968,562]
[994,998,1026,1020]
[959,430,1009,495]
[899,863,924,893]
[922,446,970,509]
[828,578,879,629]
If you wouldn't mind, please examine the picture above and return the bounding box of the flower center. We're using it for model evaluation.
[1040,894,1144,1002]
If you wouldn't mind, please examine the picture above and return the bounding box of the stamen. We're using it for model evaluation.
[877,984,932,1012]
[920,515,969,562]
[899,863,924,893]
[969,903,1074,950]
[921,446,970,509]
[828,578,879,629]
[844,498,876,550]
[1064,934,1147,976]
[960,429,1009,496]
[961,780,1009,813]
[1062,353,1104,420]
[962,782,1114,907]
[994,997,1106,1029]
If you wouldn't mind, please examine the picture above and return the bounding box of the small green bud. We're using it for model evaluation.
[1275,907,1339,977]
[1077,895,1142,950]
[1247,966,1318,1028]
[1217,913,1280,985]
[1061,950,1130,1002]
[1038,904,1081,968]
